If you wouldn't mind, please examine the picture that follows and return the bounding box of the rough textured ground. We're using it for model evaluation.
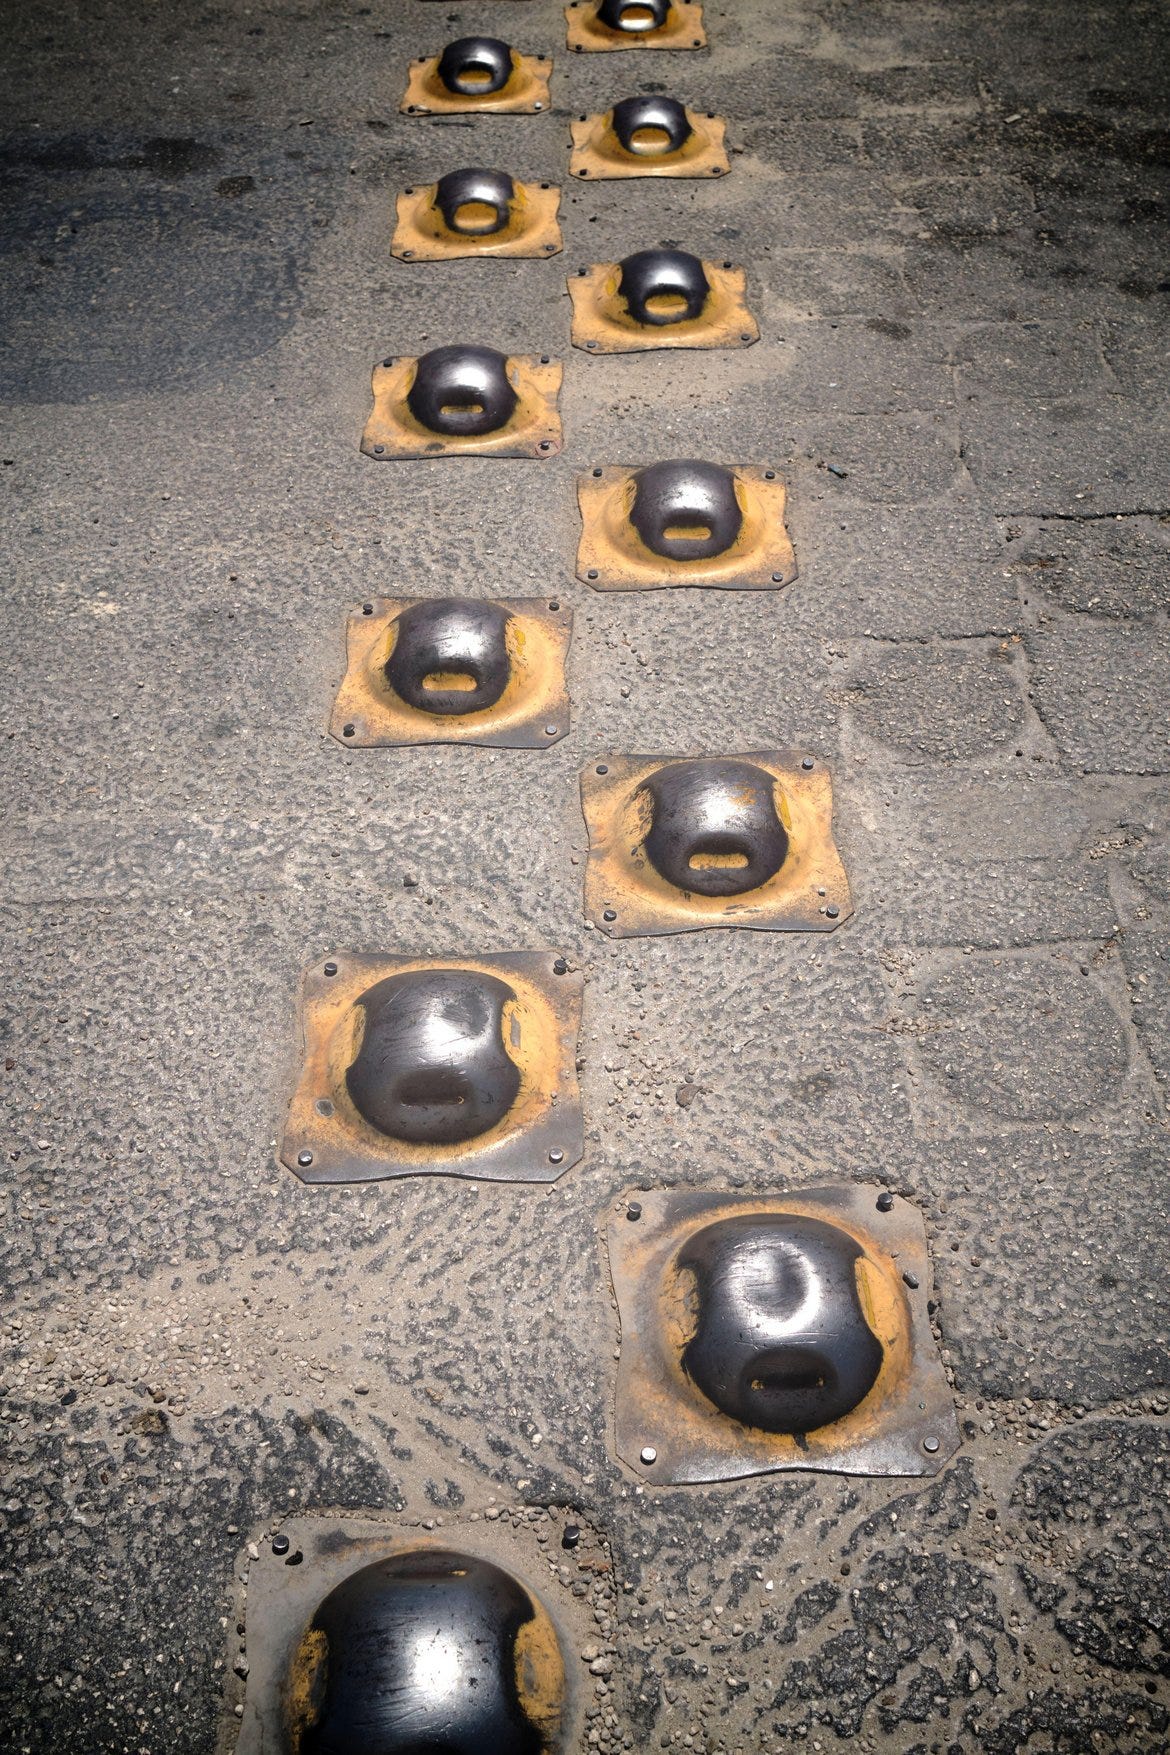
[1,0,1168,1750]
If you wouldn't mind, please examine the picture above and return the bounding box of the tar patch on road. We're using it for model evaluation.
[0,131,339,402]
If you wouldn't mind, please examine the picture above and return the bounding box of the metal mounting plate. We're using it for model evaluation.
[393,178,563,261]
[401,47,552,114]
[576,463,795,589]
[608,1184,960,1484]
[329,596,572,749]
[565,0,706,51]
[569,106,728,179]
[281,951,583,1184]
[362,352,563,460]
[233,1514,600,1755]
[568,256,757,353]
[580,751,851,937]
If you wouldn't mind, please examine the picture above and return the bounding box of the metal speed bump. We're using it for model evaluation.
[570,97,728,180]
[330,596,572,749]
[607,1184,959,1484]
[569,250,758,353]
[393,169,563,261]
[401,37,552,114]
[362,346,563,460]
[565,0,706,52]
[576,460,795,589]
[281,951,583,1184]
[234,1516,595,1755]
[580,752,851,937]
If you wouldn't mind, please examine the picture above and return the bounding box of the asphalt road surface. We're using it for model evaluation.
[1,0,1168,1750]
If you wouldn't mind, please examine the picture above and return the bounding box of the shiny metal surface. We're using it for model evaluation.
[629,460,743,560]
[436,35,514,95]
[284,1548,565,1754]
[406,344,519,437]
[579,750,850,936]
[611,95,693,154]
[329,596,572,749]
[597,0,672,31]
[607,1185,961,1483]
[616,249,710,325]
[434,167,516,235]
[384,598,513,715]
[677,1214,884,1434]
[640,758,789,896]
[346,968,521,1144]
[281,951,584,1184]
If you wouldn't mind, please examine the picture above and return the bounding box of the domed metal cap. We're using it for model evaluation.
[629,460,743,561]
[437,35,514,96]
[617,249,710,325]
[598,0,671,31]
[346,968,521,1143]
[286,1547,565,1755]
[435,167,516,236]
[611,95,692,155]
[385,598,512,715]
[677,1213,883,1434]
[406,345,519,437]
[640,758,788,896]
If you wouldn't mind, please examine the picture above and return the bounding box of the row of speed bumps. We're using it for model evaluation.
[251,10,958,1754]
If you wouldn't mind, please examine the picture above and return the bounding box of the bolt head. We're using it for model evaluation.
[640,1446,657,1466]
[297,1150,314,1168]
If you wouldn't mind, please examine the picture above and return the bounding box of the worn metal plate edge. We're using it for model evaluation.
[280,950,584,1184]
[329,596,572,749]
[605,1183,960,1485]
[579,750,852,937]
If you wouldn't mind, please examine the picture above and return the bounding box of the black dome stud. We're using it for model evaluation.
[436,35,515,96]
[677,1213,884,1434]
[406,345,519,437]
[385,599,513,715]
[285,1547,564,1755]
[617,249,710,325]
[434,167,516,236]
[611,95,693,155]
[628,460,743,561]
[598,0,672,31]
[640,759,788,896]
[346,968,521,1144]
